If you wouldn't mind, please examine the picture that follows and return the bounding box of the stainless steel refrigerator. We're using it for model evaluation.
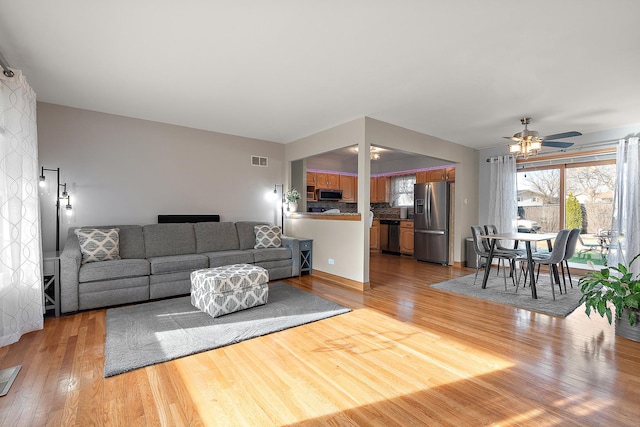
[414,182,450,264]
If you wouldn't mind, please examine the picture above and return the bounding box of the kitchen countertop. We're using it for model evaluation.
[288,213,413,221]
[288,212,361,221]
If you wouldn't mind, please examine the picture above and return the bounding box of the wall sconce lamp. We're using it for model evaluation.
[39,167,73,252]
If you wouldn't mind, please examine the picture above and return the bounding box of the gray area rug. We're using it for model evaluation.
[104,282,351,377]
[431,272,583,317]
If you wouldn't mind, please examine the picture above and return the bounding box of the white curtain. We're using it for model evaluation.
[0,69,43,347]
[608,137,640,275]
[487,155,517,233]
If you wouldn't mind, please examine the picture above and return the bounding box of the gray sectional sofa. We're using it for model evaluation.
[59,221,300,314]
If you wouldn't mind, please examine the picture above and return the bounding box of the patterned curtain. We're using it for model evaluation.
[0,69,43,347]
[487,155,517,233]
[608,137,640,275]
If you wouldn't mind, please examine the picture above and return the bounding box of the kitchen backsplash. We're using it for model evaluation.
[307,201,358,213]
[371,203,414,219]
[306,201,414,219]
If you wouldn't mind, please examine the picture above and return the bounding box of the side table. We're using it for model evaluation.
[43,251,61,317]
[298,238,313,275]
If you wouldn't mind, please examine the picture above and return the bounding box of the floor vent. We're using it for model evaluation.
[0,365,21,397]
[251,155,268,167]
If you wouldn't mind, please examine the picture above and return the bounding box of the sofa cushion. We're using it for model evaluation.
[74,228,121,264]
[148,254,209,275]
[149,270,193,285]
[204,250,254,268]
[254,259,293,270]
[79,259,150,283]
[249,247,292,263]
[144,223,196,258]
[194,222,240,253]
[236,221,270,250]
[254,225,282,249]
[112,225,145,259]
[75,225,145,259]
[78,276,149,311]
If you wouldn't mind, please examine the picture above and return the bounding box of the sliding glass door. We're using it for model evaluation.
[517,157,616,266]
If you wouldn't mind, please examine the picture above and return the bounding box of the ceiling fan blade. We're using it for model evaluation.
[541,131,582,140]
[542,141,574,148]
[503,136,521,142]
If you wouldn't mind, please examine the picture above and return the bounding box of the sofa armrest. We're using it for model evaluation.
[282,237,300,276]
[60,229,82,313]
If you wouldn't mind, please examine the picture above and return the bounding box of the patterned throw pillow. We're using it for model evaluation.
[74,228,121,264]
[254,225,282,249]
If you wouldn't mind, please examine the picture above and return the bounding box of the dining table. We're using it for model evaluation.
[479,232,557,299]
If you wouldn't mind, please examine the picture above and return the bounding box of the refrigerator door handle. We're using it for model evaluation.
[427,183,431,228]
[415,229,446,235]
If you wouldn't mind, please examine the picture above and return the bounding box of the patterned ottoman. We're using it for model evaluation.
[190,264,269,318]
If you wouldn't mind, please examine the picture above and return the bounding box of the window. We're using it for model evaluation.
[517,161,616,234]
[390,175,416,207]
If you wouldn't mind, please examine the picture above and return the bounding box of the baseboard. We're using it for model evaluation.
[311,270,370,292]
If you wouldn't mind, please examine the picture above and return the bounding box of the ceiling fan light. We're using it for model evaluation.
[509,144,522,153]
[530,141,542,151]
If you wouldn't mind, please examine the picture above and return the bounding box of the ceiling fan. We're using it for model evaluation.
[505,117,581,157]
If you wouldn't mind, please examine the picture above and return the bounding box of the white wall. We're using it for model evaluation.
[371,155,451,175]
[37,103,284,252]
[285,218,365,282]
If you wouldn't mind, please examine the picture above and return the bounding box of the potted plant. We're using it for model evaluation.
[579,251,640,341]
[285,189,301,212]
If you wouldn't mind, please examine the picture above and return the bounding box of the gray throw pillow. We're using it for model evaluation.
[254,225,282,249]
[74,228,121,264]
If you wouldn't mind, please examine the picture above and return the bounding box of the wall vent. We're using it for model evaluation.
[251,155,268,167]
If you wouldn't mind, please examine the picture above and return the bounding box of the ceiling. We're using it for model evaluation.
[2,1,640,151]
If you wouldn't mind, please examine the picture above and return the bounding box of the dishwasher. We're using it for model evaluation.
[380,220,401,254]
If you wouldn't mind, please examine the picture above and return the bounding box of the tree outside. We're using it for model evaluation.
[565,192,582,230]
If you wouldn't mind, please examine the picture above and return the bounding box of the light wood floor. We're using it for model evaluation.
[1,252,639,426]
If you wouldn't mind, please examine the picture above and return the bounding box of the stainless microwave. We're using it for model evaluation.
[316,189,343,201]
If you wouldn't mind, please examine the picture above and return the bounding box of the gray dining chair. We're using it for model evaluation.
[484,224,525,276]
[516,229,571,300]
[470,225,518,290]
[561,228,581,290]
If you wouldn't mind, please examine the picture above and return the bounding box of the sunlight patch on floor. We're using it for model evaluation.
[174,306,517,425]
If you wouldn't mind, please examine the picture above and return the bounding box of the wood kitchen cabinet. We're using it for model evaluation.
[370,220,380,250]
[445,167,455,182]
[415,171,427,184]
[427,167,455,182]
[306,185,316,201]
[316,172,340,189]
[400,221,414,255]
[370,176,389,203]
[306,171,316,201]
[370,177,377,202]
[306,171,316,186]
[340,175,357,202]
